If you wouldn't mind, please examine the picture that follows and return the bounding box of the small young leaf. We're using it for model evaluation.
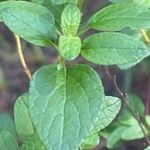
[88,3,150,31]
[59,36,81,60]
[0,1,57,46]
[0,130,19,150]
[80,132,99,150]
[29,64,105,150]
[61,4,81,36]
[81,32,150,66]
[14,93,45,150]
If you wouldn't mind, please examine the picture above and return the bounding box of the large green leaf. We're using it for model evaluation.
[88,3,150,31]
[14,94,45,150]
[109,0,150,8]
[80,96,121,149]
[0,113,17,138]
[21,134,45,150]
[0,1,57,46]
[81,32,150,66]
[61,4,81,36]
[31,0,64,27]
[59,36,81,60]
[118,61,143,70]
[51,0,77,5]
[94,96,121,131]
[0,130,19,150]
[81,96,121,149]
[29,64,105,150]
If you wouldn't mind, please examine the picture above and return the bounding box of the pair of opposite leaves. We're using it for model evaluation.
[59,4,81,60]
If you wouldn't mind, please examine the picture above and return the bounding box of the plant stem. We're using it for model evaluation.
[15,34,32,80]
[141,29,150,46]
[77,26,90,37]
[140,29,150,116]
[105,67,150,145]
[77,0,85,10]
[124,69,132,93]
[58,56,65,67]
[146,79,150,115]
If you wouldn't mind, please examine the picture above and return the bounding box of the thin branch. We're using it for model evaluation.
[146,79,150,115]
[141,29,150,46]
[15,34,32,80]
[105,67,150,145]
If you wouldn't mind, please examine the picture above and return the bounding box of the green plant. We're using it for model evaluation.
[0,0,150,150]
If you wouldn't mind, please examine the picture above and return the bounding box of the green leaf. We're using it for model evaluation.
[118,61,142,70]
[51,0,77,5]
[118,28,144,70]
[0,1,57,46]
[14,93,45,150]
[118,111,138,126]
[0,130,19,150]
[21,134,45,150]
[15,94,34,138]
[80,96,121,150]
[94,96,121,131]
[29,64,105,150]
[122,124,146,140]
[140,0,150,8]
[146,116,150,126]
[109,0,150,8]
[88,3,150,31]
[109,0,131,3]
[61,4,81,36]
[59,36,81,60]
[81,32,150,66]
[80,132,99,150]
[145,146,150,150]
[31,0,64,27]
[127,94,145,115]
[100,123,119,139]
[107,126,127,149]
[0,113,17,138]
